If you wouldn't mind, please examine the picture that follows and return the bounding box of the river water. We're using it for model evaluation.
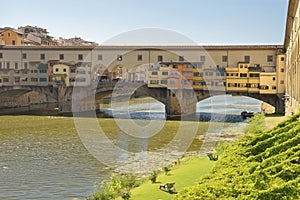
[0,95,261,200]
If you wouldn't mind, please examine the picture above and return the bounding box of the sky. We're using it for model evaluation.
[0,0,289,45]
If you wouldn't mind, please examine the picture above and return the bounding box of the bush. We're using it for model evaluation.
[246,113,266,134]
[163,166,171,175]
[87,173,139,200]
[149,170,158,183]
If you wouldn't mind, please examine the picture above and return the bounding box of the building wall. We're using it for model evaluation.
[284,0,300,116]
[0,46,285,96]
[0,30,24,45]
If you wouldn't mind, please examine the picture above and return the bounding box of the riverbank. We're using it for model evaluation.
[111,114,288,200]
[115,156,215,200]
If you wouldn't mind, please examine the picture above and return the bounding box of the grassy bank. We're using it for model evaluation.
[116,157,215,200]
[174,113,300,199]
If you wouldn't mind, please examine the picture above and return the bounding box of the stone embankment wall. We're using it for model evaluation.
[0,90,55,108]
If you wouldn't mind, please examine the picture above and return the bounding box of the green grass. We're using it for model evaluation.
[174,113,300,199]
[117,157,215,200]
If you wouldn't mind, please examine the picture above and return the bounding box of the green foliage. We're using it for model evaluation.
[174,113,300,200]
[163,166,171,175]
[246,113,266,134]
[149,170,158,183]
[87,173,140,200]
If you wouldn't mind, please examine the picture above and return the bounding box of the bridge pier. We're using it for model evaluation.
[165,89,197,117]
[275,95,285,114]
[57,84,72,112]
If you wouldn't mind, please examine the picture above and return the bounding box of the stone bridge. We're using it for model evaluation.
[56,82,284,116]
[0,83,284,116]
[0,82,284,116]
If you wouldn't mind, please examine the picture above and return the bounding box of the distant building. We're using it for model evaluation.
[57,37,98,46]
[0,27,24,45]
[18,25,58,46]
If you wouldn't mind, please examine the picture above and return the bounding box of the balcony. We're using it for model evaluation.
[248,66,262,72]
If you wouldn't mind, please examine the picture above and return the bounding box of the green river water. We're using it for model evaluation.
[0,96,259,199]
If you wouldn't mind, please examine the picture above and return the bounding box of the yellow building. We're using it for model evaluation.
[226,55,284,95]
[0,28,24,45]
[52,63,71,86]
[226,62,249,92]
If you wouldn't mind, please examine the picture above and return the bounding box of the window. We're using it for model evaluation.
[98,54,103,60]
[150,80,159,84]
[179,56,184,61]
[281,57,285,61]
[194,72,199,76]
[137,55,142,61]
[249,73,259,77]
[14,77,20,83]
[117,55,122,61]
[228,83,238,87]
[3,78,9,82]
[0,62,2,69]
[31,78,38,82]
[59,54,64,60]
[77,70,86,74]
[280,80,284,84]
[220,72,225,76]
[205,72,213,76]
[181,80,190,85]
[12,40,16,45]
[55,68,59,72]
[260,85,269,90]
[196,63,202,69]
[183,72,192,76]
[15,62,18,69]
[222,56,228,62]
[200,55,206,62]
[273,77,276,81]
[78,54,83,60]
[240,73,247,77]
[22,53,27,59]
[267,55,273,62]
[158,55,163,62]
[6,62,10,69]
[244,56,250,62]
[272,86,277,90]
[170,80,176,84]
[281,68,284,72]
[39,69,47,73]
[39,78,47,82]
[0,53,2,59]
[184,64,192,68]
[63,68,67,72]
[172,65,178,69]
[160,80,167,84]
[8,33,10,37]
[162,71,168,75]
[75,78,86,82]
[151,71,158,75]
[24,62,28,69]
[40,54,45,60]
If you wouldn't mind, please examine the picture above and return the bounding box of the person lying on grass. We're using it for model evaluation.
[159,182,177,194]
